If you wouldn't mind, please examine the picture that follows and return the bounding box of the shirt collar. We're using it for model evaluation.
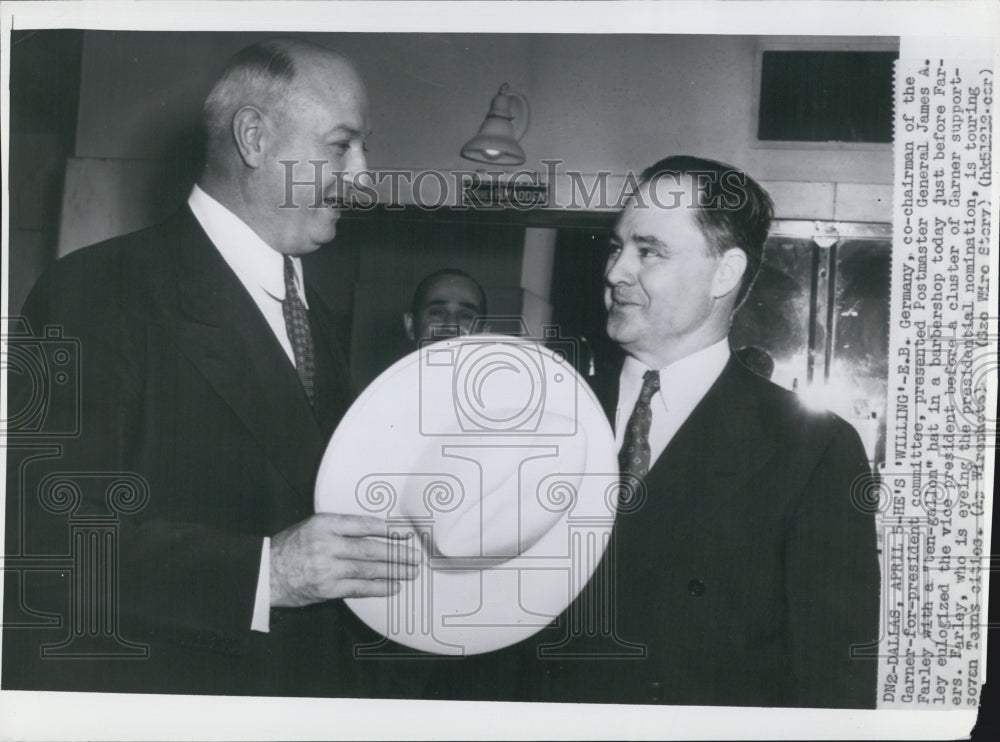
[187,184,307,307]
[621,337,731,406]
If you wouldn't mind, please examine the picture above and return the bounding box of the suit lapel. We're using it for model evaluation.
[165,209,327,500]
[643,358,776,506]
[592,359,622,429]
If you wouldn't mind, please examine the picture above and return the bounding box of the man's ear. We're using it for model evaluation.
[232,106,267,168]
[403,312,415,342]
[712,247,748,299]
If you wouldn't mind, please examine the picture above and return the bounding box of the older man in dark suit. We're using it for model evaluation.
[525,155,880,708]
[3,38,421,697]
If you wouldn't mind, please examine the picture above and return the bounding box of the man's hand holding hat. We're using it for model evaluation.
[270,513,420,606]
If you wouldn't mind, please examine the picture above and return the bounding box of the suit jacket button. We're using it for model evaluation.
[544,663,562,679]
[651,680,662,702]
[688,579,706,596]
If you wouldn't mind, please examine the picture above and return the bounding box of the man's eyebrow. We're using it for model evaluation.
[633,234,669,249]
[424,299,480,311]
[323,125,370,139]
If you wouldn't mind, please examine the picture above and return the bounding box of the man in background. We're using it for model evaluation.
[4,38,421,698]
[528,155,879,708]
[404,268,488,347]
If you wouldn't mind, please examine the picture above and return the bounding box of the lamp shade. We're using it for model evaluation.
[461,83,529,165]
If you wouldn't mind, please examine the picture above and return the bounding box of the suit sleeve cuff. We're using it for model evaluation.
[251,537,271,633]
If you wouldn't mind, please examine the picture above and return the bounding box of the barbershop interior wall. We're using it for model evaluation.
[10,31,895,381]
[69,32,896,183]
[7,31,84,315]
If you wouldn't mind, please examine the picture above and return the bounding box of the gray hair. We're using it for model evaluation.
[202,39,298,151]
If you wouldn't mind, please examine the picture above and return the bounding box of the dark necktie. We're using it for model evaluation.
[618,369,660,479]
[282,255,315,405]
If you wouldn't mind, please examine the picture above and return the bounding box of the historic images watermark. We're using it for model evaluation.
[336,319,649,658]
[2,317,149,659]
[278,158,754,212]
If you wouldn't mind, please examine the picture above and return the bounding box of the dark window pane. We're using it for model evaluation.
[758,51,897,143]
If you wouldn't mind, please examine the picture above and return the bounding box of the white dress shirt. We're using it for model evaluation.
[188,185,310,633]
[614,338,731,468]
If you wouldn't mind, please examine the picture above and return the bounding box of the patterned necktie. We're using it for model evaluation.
[282,255,315,405]
[618,369,660,479]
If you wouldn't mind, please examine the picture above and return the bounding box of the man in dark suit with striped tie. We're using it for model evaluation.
[527,155,880,708]
[3,38,421,698]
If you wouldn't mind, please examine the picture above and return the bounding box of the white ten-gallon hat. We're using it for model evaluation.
[315,334,619,655]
